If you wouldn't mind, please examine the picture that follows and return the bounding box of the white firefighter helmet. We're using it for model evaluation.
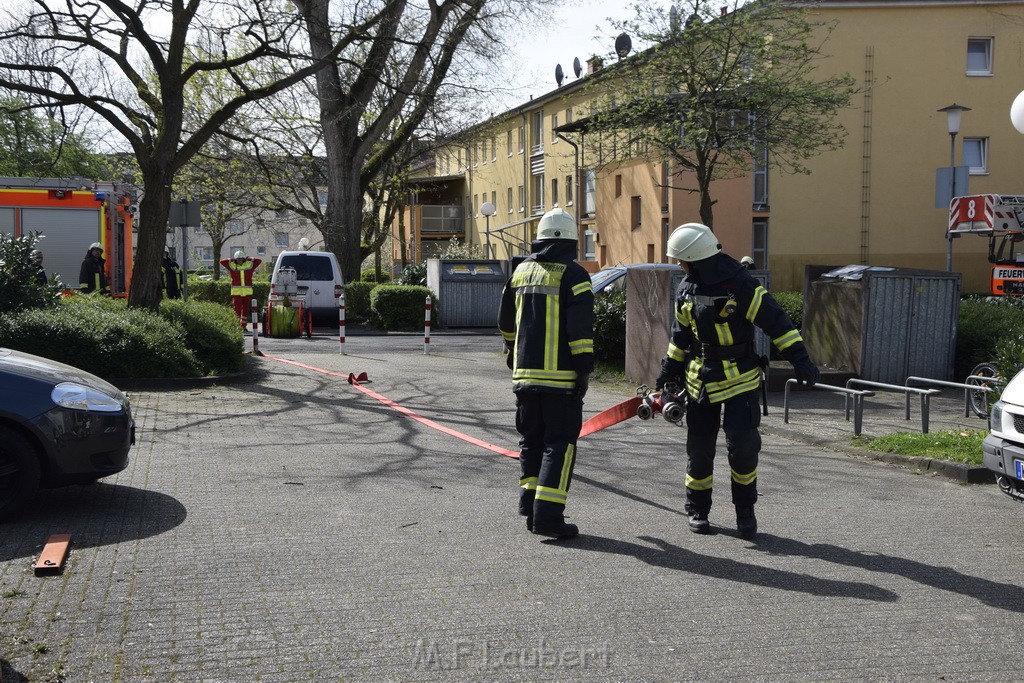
[233,250,245,259]
[740,255,755,268]
[536,208,578,241]
[89,242,103,251]
[666,223,720,262]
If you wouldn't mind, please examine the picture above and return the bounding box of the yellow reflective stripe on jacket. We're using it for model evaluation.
[667,342,687,362]
[774,329,802,352]
[745,286,765,322]
[572,281,592,296]
[731,467,757,486]
[676,300,693,326]
[513,368,576,382]
[569,338,593,355]
[536,485,568,504]
[715,321,733,346]
[704,369,762,402]
[686,473,713,491]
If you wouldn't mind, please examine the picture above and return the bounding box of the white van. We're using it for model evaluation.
[270,250,345,324]
[982,367,1024,503]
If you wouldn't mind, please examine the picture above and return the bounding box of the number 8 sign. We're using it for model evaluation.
[949,194,993,233]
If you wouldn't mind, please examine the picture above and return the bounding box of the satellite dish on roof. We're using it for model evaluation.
[555,63,564,87]
[615,32,632,59]
[573,57,582,78]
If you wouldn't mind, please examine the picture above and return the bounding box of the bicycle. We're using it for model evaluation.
[966,361,1002,418]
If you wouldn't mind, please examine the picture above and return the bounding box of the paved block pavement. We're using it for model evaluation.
[2,332,1023,682]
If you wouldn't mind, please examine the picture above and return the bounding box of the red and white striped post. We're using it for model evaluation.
[338,288,346,354]
[424,295,431,354]
[250,297,259,354]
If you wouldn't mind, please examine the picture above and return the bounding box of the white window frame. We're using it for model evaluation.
[507,187,514,214]
[274,232,289,248]
[967,37,993,75]
[963,137,989,174]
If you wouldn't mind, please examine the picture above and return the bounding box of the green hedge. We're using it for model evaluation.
[957,297,1024,380]
[593,288,626,366]
[773,291,803,331]
[370,285,435,331]
[344,281,378,323]
[360,268,391,283]
[159,299,245,374]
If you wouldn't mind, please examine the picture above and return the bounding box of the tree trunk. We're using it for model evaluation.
[129,174,173,310]
[321,145,365,281]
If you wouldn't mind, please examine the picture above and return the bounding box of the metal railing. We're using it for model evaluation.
[845,379,940,434]
[905,375,1004,418]
[783,380,875,436]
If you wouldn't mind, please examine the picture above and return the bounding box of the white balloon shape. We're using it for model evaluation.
[1012,89,1024,135]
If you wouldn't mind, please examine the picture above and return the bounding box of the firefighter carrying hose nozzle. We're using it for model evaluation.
[498,208,594,540]
[656,223,819,539]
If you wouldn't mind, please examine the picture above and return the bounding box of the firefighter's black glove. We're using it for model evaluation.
[793,358,820,387]
[655,370,681,392]
[575,374,589,399]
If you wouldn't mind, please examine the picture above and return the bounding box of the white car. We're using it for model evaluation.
[270,250,345,324]
[983,367,1024,503]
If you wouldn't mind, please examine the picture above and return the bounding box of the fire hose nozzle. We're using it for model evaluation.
[637,393,662,420]
[662,401,685,424]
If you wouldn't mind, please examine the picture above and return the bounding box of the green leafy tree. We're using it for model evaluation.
[0,232,62,313]
[582,0,858,228]
[0,97,107,178]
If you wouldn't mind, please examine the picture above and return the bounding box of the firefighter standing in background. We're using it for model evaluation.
[740,256,755,270]
[656,223,819,539]
[220,250,262,328]
[31,250,47,285]
[498,208,594,539]
[162,250,183,299]
[79,242,108,294]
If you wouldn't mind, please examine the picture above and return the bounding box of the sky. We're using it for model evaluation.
[491,0,666,112]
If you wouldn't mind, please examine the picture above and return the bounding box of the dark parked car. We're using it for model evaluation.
[590,263,681,294]
[0,348,134,521]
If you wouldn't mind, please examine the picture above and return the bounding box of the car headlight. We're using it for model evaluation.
[990,400,1004,432]
[51,383,124,412]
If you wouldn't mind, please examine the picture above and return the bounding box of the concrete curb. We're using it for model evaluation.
[111,353,265,392]
[762,423,994,485]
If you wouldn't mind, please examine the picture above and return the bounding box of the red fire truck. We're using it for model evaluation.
[949,194,1024,295]
[0,177,137,294]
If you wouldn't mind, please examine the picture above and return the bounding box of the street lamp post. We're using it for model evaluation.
[480,201,496,259]
[938,103,971,272]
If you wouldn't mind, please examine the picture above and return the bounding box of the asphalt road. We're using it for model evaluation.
[2,332,1023,682]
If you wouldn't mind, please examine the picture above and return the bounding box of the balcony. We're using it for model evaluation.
[420,205,465,236]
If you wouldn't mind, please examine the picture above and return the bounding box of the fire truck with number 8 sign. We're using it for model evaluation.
[949,194,1024,295]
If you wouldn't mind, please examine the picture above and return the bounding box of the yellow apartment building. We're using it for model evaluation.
[395,0,1024,293]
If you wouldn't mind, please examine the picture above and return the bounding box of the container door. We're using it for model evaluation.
[22,207,101,290]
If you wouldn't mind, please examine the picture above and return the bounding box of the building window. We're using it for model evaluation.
[491,136,497,162]
[256,246,267,256]
[583,169,596,216]
[963,137,988,174]
[274,232,289,248]
[507,187,513,214]
[565,175,573,206]
[967,37,993,75]
[507,130,513,157]
[481,139,487,164]
[531,175,545,214]
[615,174,622,198]
[661,163,670,212]
[551,178,559,207]
[473,194,478,216]
[752,219,768,269]
[318,191,328,206]
[631,196,642,231]
[491,190,497,209]
[518,125,525,154]
[753,143,769,209]
[473,143,479,167]
[552,114,559,143]
[198,247,213,261]
[565,107,573,125]
[518,185,525,213]
[583,230,596,261]
[531,110,544,154]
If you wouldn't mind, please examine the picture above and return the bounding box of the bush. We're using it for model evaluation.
[159,299,244,374]
[956,297,1024,380]
[773,291,803,330]
[360,268,391,283]
[397,262,427,286]
[0,232,63,313]
[593,288,626,366]
[344,281,378,323]
[370,285,434,331]
[0,297,203,378]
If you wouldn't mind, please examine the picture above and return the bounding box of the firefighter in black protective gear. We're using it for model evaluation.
[656,223,819,539]
[79,242,108,294]
[498,208,594,540]
[162,250,183,299]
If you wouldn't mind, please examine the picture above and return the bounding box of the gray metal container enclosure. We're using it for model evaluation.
[426,259,506,328]
[802,265,961,384]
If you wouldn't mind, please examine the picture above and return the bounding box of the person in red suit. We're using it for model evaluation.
[219,250,262,328]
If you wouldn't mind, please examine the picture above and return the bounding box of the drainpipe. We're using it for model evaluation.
[557,132,580,260]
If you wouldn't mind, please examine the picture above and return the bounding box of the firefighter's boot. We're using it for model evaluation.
[532,500,578,539]
[687,510,711,534]
[736,506,757,539]
[519,490,535,532]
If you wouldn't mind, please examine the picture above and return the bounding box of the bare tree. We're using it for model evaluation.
[292,0,551,281]
[0,1,345,309]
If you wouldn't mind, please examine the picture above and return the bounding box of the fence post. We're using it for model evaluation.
[424,295,431,355]
[251,296,259,354]
[338,288,346,354]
